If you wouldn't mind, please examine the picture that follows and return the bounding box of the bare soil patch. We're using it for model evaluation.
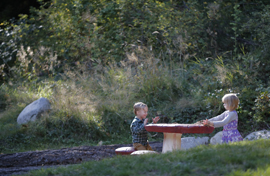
[0,141,162,176]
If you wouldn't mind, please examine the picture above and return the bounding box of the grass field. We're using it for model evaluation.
[24,139,270,176]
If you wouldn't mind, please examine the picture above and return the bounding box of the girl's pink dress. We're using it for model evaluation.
[222,110,243,143]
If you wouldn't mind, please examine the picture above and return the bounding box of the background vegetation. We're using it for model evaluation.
[1,0,270,154]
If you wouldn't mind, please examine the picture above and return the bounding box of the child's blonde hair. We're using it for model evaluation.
[133,102,147,115]
[222,93,239,110]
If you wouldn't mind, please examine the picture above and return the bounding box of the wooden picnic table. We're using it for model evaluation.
[145,123,214,153]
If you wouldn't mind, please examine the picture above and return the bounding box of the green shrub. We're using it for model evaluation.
[0,90,7,112]
[252,86,270,128]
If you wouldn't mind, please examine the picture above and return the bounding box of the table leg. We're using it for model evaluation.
[162,133,182,153]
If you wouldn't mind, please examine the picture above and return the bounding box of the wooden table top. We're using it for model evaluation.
[145,123,214,134]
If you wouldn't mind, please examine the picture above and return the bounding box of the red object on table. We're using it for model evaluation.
[145,123,214,134]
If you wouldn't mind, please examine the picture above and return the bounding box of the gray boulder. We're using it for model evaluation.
[17,97,51,125]
[210,131,223,145]
[181,137,209,150]
[244,130,270,141]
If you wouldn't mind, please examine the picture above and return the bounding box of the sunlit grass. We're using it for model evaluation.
[229,165,270,176]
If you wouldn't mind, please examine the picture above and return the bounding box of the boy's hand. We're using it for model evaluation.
[144,118,148,125]
[152,116,160,124]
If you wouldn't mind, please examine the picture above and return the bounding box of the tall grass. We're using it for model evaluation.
[53,47,196,134]
[0,46,262,153]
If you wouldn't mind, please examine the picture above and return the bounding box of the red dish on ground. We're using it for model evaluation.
[145,124,214,134]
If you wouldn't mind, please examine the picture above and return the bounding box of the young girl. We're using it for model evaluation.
[203,93,243,143]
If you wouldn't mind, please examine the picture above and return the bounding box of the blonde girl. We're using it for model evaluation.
[203,93,243,143]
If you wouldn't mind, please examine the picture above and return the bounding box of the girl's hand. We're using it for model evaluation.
[152,116,160,124]
[203,119,213,127]
[202,119,209,126]
[195,120,204,125]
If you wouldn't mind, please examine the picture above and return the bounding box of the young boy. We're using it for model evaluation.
[130,102,160,150]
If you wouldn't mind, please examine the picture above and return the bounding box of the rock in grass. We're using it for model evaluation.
[210,131,223,145]
[181,137,209,150]
[244,130,270,141]
[17,97,51,125]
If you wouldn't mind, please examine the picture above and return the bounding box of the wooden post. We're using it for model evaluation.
[162,133,182,153]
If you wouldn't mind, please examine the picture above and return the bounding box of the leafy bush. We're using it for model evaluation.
[0,90,7,112]
[252,86,270,128]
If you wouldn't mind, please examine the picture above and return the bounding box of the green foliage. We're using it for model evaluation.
[2,0,270,80]
[171,107,204,124]
[0,0,43,22]
[252,86,270,127]
[242,4,270,83]
[235,87,257,135]
[231,3,241,55]
[0,89,7,112]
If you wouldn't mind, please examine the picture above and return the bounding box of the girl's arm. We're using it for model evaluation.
[208,111,227,122]
[211,111,238,128]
